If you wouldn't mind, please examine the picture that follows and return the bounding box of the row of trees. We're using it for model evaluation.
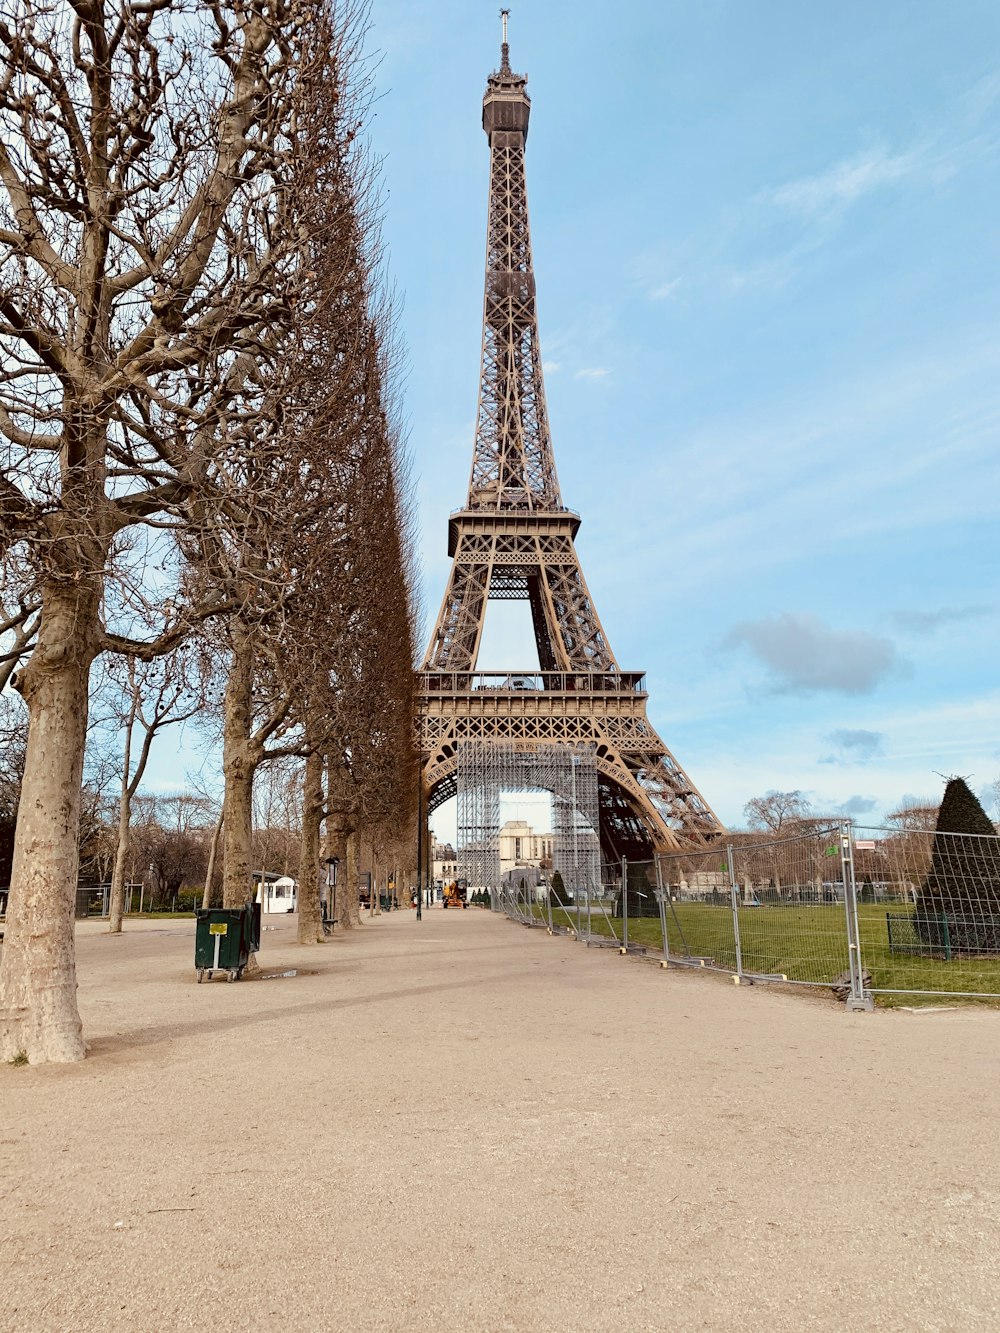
[0,0,417,1062]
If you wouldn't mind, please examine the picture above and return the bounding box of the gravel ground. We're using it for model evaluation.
[2,907,999,1332]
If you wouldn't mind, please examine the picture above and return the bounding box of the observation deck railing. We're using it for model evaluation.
[417,670,646,695]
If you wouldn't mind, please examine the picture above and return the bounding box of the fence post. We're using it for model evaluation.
[840,823,874,1012]
[621,855,629,951]
[726,843,743,981]
[655,855,669,962]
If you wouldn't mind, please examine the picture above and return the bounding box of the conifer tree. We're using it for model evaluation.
[549,870,568,907]
[916,777,1000,951]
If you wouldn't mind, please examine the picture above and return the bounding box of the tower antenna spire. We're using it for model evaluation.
[500,8,511,73]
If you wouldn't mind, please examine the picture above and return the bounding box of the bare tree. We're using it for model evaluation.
[201,812,224,911]
[885,801,940,833]
[0,596,40,693]
[93,654,201,932]
[252,757,301,893]
[0,0,330,1062]
[129,792,215,907]
[178,1,421,932]
[0,695,26,889]
[743,790,814,835]
[297,746,325,943]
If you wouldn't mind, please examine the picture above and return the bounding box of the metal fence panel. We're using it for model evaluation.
[493,821,1000,1007]
[853,825,1000,999]
[654,846,739,971]
[729,827,853,988]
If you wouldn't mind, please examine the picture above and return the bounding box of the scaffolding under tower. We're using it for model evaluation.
[456,742,600,894]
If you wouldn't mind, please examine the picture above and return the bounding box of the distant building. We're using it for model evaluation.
[498,820,552,876]
[432,840,459,886]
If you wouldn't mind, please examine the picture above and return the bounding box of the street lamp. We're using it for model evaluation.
[323,856,339,932]
[416,782,424,921]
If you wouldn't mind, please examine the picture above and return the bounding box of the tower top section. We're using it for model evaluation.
[483,9,530,141]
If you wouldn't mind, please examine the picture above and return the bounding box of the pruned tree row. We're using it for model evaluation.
[0,0,416,1064]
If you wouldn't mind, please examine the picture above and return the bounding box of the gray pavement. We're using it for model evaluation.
[2,907,999,1331]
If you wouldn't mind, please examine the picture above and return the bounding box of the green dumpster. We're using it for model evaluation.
[195,902,261,983]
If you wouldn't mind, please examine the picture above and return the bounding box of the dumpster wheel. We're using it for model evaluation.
[197,968,205,984]
[228,969,238,983]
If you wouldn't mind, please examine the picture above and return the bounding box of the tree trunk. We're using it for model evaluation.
[222,622,258,908]
[108,792,132,934]
[108,690,138,934]
[324,772,351,927]
[0,583,100,1064]
[371,848,381,916]
[342,832,361,928]
[297,751,324,944]
[202,811,224,910]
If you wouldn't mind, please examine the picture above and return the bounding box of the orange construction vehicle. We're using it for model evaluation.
[442,880,467,910]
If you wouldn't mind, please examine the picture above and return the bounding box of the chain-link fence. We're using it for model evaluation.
[852,825,1000,1000]
[493,823,1000,1006]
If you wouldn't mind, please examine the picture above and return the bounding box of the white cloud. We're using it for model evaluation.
[766,135,968,227]
[574,367,610,381]
[726,613,901,696]
[542,360,561,374]
[624,331,1000,599]
[891,605,992,635]
[682,691,1000,828]
[649,278,681,302]
[820,729,886,765]
[724,249,807,295]
[770,144,920,216]
[837,795,881,816]
[961,69,1000,126]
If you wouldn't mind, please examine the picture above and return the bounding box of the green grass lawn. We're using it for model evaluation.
[533,900,1000,1005]
[127,911,197,919]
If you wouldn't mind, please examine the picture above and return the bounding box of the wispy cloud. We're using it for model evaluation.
[838,794,880,816]
[724,248,812,295]
[960,69,1000,126]
[769,144,924,217]
[891,605,992,634]
[628,332,1000,597]
[728,108,983,293]
[820,729,886,765]
[726,613,901,696]
[649,278,681,302]
[542,360,561,375]
[574,367,610,382]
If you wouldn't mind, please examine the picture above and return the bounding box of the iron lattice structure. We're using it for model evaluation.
[418,23,723,859]
[457,742,600,893]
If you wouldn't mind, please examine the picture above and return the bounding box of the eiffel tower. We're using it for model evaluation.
[418,16,722,859]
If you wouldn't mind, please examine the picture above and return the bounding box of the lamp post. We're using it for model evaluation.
[323,856,339,932]
[416,781,424,921]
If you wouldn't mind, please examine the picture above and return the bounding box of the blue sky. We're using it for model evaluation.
[138,2,1000,839]
[369,0,1000,836]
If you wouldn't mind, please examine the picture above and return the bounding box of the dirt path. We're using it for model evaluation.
[2,908,998,1331]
